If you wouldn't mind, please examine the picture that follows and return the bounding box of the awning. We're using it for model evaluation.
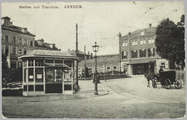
[126,60,156,65]
[44,63,70,69]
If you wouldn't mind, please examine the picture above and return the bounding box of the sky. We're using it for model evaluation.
[1,1,185,55]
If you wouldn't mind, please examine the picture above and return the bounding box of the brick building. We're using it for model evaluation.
[119,24,169,75]
[1,17,60,68]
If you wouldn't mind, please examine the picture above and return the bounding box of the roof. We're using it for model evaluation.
[19,49,78,59]
[121,27,156,40]
[67,50,88,56]
[35,39,59,50]
[2,25,35,37]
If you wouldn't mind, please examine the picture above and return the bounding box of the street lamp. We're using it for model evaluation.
[92,42,99,95]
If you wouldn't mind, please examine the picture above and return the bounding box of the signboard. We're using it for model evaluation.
[37,74,42,79]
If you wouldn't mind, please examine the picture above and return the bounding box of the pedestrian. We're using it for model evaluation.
[159,66,164,74]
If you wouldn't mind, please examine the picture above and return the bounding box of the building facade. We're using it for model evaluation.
[78,54,120,76]
[119,24,169,75]
[1,17,59,68]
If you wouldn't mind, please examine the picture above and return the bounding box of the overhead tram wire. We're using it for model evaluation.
[122,4,164,32]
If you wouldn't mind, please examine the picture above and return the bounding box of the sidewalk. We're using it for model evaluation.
[75,80,109,98]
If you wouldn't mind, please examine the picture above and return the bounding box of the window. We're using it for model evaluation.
[132,40,137,45]
[131,50,138,58]
[55,60,62,63]
[143,39,146,44]
[45,59,53,63]
[13,37,16,43]
[148,48,155,57]
[107,67,110,72]
[30,41,33,46]
[18,48,22,55]
[122,51,128,59]
[24,49,27,55]
[5,36,8,42]
[36,59,44,66]
[12,47,16,54]
[28,68,34,83]
[140,40,143,44]
[140,49,146,57]
[5,45,9,56]
[19,38,22,44]
[122,41,128,46]
[24,39,27,45]
[35,68,43,82]
[28,60,33,66]
[113,66,117,71]
[64,60,72,67]
[148,38,155,44]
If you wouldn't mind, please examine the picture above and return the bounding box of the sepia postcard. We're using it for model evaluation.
[1,1,186,119]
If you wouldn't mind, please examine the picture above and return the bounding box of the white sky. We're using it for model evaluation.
[1,2,185,55]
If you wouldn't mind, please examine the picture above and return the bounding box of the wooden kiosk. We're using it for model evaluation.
[19,50,78,96]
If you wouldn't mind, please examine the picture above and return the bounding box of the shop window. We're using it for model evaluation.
[36,59,44,66]
[131,50,138,58]
[113,66,117,71]
[148,48,155,57]
[11,61,16,68]
[140,49,146,57]
[122,51,128,59]
[28,68,34,82]
[28,85,34,91]
[35,68,43,82]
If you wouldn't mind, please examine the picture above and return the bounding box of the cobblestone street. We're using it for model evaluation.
[2,76,186,118]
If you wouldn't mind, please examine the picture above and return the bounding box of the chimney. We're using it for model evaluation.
[22,28,27,33]
[52,44,55,49]
[149,23,152,28]
[2,17,11,27]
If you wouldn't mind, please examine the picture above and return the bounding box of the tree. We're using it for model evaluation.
[155,15,185,69]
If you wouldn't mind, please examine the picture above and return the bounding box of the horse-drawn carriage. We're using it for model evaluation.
[145,70,183,89]
[152,70,183,89]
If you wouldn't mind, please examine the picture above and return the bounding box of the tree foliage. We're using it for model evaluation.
[155,15,185,69]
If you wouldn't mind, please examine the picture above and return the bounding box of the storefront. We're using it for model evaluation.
[19,50,78,96]
[127,60,156,75]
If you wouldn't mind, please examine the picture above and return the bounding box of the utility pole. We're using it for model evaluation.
[84,46,86,80]
[76,24,78,86]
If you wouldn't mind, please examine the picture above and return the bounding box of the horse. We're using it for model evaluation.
[144,72,158,87]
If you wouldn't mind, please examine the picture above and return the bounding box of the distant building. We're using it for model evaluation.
[1,16,36,68]
[35,38,59,50]
[78,54,120,76]
[1,16,60,68]
[119,24,169,75]
[67,49,90,62]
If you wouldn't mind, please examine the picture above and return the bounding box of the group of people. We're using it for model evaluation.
[92,73,100,83]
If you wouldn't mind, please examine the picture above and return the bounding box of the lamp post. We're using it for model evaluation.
[104,58,106,81]
[92,42,99,95]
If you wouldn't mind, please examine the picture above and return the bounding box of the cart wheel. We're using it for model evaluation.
[174,80,182,89]
[165,79,171,89]
[152,80,157,88]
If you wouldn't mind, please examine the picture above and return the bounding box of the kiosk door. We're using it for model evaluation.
[45,68,63,93]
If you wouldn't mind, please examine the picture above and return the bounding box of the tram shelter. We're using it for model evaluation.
[19,50,78,96]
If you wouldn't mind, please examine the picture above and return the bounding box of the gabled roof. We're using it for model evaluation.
[19,49,78,59]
